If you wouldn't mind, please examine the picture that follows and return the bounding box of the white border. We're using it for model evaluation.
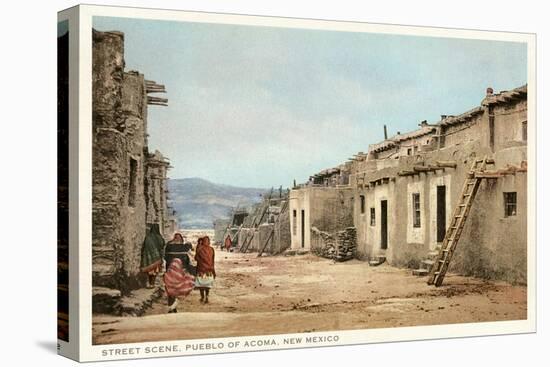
[72,4,536,362]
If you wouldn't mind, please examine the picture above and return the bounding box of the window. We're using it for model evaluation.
[292,210,297,235]
[407,148,412,156]
[412,193,421,227]
[504,192,517,217]
[128,158,137,207]
[522,121,527,141]
[370,207,376,226]
[360,195,365,214]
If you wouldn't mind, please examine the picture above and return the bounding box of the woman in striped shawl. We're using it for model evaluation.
[163,233,196,313]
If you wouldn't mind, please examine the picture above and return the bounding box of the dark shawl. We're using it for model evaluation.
[195,243,216,277]
[140,223,165,272]
[165,242,196,275]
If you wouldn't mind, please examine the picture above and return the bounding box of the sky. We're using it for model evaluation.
[93,16,527,189]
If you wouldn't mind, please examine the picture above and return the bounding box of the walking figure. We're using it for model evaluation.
[224,234,232,252]
[163,233,196,313]
[195,236,216,304]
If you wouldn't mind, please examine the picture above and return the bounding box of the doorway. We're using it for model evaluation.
[380,200,388,249]
[301,209,305,248]
[436,185,446,242]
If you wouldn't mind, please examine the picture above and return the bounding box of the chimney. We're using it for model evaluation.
[383,125,388,140]
[440,115,447,120]
[486,87,494,96]
[420,120,428,126]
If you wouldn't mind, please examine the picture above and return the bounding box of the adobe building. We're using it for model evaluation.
[92,29,175,313]
[290,85,528,284]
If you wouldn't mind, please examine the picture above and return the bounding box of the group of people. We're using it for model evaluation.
[140,224,216,313]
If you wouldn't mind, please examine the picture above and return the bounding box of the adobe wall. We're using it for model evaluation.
[451,146,527,284]
[289,187,354,250]
[441,113,486,148]
[273,202,291,254]
[213,219,231,243]
[492,99,528,151]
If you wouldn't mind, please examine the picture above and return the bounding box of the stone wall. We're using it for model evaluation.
[92,29,171,311]
[145,150,171,237]
[92,30,127,291]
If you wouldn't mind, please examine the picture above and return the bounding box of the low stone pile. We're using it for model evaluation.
[311,227,336,259]
[335,227,357,262]
[311,226,357,262]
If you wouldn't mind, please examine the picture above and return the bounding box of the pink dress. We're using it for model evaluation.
[163,258,195,298]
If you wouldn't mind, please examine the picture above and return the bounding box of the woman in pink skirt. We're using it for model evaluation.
[163,242,196,313]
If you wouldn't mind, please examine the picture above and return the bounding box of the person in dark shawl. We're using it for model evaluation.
[163,233,196,313]
[224,234,232,252]
[194,236,216,304]
[140,223,165,288]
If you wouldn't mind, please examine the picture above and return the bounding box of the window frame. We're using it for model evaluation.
[292,209,297,235]
[503,192,517,217]
[412,192,421,228]
[360,195,366,214]
[370,207,376,226]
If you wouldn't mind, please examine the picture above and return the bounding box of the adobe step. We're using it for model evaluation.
[421,259,435,269]
[412,268,429,276]
[368,256,386,266]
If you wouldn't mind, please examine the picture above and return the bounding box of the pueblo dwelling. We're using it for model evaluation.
[289,85,528,284]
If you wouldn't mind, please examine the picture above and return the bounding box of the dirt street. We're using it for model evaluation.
[93,251,527,344]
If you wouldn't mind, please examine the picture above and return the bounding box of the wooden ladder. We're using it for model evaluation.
[230,224,243,245]
[239,188,273,253]
[427,156,494,286]
[257,199,289,257]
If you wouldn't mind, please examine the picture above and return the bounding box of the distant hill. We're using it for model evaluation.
[167,177,267,229]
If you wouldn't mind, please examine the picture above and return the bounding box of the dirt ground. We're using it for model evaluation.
[93,251,527,344]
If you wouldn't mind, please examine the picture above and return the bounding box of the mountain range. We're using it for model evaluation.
[167,177,267,229]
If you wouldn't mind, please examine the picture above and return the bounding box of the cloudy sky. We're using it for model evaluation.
[93,16,527,188]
